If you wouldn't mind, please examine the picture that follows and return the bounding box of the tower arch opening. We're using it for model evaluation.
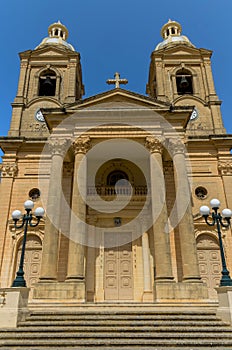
[176,69,193,95]
[38,69,56,96]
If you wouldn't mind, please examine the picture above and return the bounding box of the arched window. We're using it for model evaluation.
[176,69,193,95]
[38,69,56,96]
[107,170,128,186]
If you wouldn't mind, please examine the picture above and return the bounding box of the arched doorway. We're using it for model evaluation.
[14,235,42,291]
[197,234,221,299]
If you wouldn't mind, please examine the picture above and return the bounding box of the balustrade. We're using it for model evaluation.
[87,186,147,196]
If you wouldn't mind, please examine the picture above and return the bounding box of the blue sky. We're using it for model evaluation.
[1,0,231,139]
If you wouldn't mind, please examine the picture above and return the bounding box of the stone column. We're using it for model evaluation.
[169,138,201,282]
[66,136,91,281]
[145,137,174,282]
[39,138,69,281]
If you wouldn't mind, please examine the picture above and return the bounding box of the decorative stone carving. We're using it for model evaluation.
[218,161,232,175]
[48,138,70,157]
[72,136,91,155]
[145,136,164,154]
[168,138,186,155]
[0,163,18,177]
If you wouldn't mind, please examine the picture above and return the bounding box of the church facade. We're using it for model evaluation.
[1,20,232,304]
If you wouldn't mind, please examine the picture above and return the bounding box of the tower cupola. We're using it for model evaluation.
[155,19,195,50]
[36,21,75,51]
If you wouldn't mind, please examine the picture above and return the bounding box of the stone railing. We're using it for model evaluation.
[87,186,147,196]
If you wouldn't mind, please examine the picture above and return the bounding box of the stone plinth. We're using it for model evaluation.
[33,282,85,301]
[216,286,232,325]
[154,281,208,301]
[0,287,29,328]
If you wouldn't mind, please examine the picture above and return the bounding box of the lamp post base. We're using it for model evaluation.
[220,277,232,287]
[12,277,26,288]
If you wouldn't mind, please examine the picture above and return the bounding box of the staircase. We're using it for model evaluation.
[1,304,232,349]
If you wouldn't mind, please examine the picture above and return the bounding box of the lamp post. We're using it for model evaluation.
[11,200,45,287]
[200,198,232,287]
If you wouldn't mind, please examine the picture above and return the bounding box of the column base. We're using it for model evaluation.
[0,287,29,328]
[33,281,85,301]
[154,281,208,301]
[142,291,154,302]
[216,286,232,325]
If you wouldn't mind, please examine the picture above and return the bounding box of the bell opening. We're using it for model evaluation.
[39,70,56,96]
[176,70,193,95]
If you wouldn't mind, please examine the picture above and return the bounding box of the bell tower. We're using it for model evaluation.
[146,20,225,134]
[9,21,85,137]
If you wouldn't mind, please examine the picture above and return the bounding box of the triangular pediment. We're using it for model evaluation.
[35,50,66,57]
[156,45,212,57]
[67,89,171,111]
[30,46,76,58]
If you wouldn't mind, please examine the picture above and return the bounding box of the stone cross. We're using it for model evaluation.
[106,72,128,88]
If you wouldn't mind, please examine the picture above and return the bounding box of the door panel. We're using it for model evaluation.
[197,235,221,299]
[104,232,133,301]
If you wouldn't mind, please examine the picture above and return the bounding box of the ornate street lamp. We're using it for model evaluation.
[11,200,45,287]
[200,198,232,287]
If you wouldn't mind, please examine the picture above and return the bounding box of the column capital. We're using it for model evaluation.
[72,136,91,155]
[0,162,18,178]
[48,138,70,157]
[145,136,164,154]
[218,160,232,175]
[168,138,186,156]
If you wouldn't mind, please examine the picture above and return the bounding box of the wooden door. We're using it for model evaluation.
[197,234,221,299]
[104,232,133,301]
[15,235,42,288]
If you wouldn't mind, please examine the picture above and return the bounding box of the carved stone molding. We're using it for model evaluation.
[168,138,186,156]
[73,136,91,155]
[0,163,18,178]
[145,136,164,154]
[218,161,232,175]
[48,138,70,157]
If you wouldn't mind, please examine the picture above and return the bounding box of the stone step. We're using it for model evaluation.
[1,330,232,338]
[18,319,227,327]
[26,313,220,321]
[1,325,232,334]
[1,337,232,347]
[1,307,232,349]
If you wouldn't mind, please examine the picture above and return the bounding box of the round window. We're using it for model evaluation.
[195,186,208,200]
[29,188,41,201]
